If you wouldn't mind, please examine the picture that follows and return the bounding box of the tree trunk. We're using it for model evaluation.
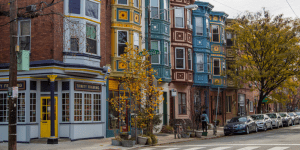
[257,92,264,114]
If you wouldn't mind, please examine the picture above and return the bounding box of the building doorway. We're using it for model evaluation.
[40,96,58,138]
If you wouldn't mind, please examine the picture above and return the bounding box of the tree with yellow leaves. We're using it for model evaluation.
[227,10,300,113]
[108,43,164,139]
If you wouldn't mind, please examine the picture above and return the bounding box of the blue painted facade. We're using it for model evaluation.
[145,0,171,82]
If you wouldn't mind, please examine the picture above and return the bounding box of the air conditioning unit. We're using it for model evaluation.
[26,5,36,12]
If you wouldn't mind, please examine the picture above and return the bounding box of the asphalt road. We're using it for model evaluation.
[137,125,300,150]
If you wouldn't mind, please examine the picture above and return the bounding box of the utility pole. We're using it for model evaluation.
[9,0,18,149]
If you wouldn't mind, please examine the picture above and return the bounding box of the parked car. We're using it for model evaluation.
[224,116,257,136]
[266,113,283,128]
[296,112,300,117]
[279,112,292,127]
[288,112,300,125]
[250,114,273,131]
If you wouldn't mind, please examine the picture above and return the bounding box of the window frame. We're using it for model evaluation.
[150,0,160,19]
[62,93,70,122]
[163,0,168,21]
[18,19,31,51]
[206,18,209,34]
[86,23,97,54]
[188,49,192,70]
[74,92,101,122]
[226,96,232,113]
[207,54,210,73]
[93,94,101,121]
[117,0,128,5]
[250,101,253,112]
[151,40,160,64]
[117,30,129,57]
[212,25,219,42]
[174,7,184,28]
[30,93,37,123]
[213,58,220,76]
[0,93,8,123]
[17,93,26,123]
[196,53,204,72]
[226,32,233,47]
[133,32,139,50]
[178,92,187,115]
[134,0,139,8]
[164,42,169,66]
[74,93,83,122]
[187,9,191,28]
[84,93,92,121]
[195,17,203,36]
[175,47,185,69]
[85,0,99,19]
[66,0,101,22]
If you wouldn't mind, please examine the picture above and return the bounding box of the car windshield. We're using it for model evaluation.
[288,113,294,116]
[280,114,287,117]
[230,117,247,123]
[250,115,264,120]
[267,114,277,118]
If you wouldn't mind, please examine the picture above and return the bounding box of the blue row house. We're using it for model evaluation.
[144,0,172,128]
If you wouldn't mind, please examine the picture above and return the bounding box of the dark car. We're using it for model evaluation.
[288,112,300,125]
[224,116,258,136]
[279,112,292,127]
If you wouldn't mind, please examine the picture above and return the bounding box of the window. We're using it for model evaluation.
[18,93,25,122]
[74,93,82,121]
[109,91,119,129]
[62,93,70,122]
[226,32,233,46]
[151,0,159,19]
[86,24,97,54]
[178,93,186,115]
[134,32,139,50]
[151,41,160,64]
[69,0,80,14]
[118,0,127,5]
[30,93,36,122]
[212,25,219,42]
[187,10,191,28]
[84,94,92,121]
[18,20,31,51]
[93,94,101,121]
[164,42,169,66]
[206,19,209,34]
[195,17,203,36]
[188,49,192,70]
[196,53,204,72]
[207,55,210,73]
[213,59,220,75]
[118,31,128,56]
[70,21,80,52]
[221,27,225,43]
[86,0,99,19]
[163,0,168,21]
[134,0,139,8]
[225,96,232,113]
[175,48,185,69]
[0,93,8,122]
[175,7,184,28]
[250,101,253,112]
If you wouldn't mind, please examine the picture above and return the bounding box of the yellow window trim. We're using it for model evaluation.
[65,15,101,25]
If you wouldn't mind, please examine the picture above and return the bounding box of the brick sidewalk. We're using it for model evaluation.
[0,128,224,150]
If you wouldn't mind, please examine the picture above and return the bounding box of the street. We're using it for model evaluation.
[137,125,300,150]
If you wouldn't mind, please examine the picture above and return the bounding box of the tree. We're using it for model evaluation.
[227,10,300,113]
[108,44,164,139]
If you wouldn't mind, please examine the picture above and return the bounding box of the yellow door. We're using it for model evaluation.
[40,97,58,138]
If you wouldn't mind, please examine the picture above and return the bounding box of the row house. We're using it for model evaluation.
[0,0,109,143]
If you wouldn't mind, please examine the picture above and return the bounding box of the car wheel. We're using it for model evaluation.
[246,126,249,134]
[264,124,267,131]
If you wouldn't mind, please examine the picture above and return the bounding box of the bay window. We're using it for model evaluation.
[118,31,128,56]
[196,53,204,72]
[178,93,186,115]
[175,47,185,69]
[213,59,220,75]
[164,42,169,66]
[69,0,80,14]
[188,49,192,70]
[196,17,203,36]
[164,0,168,21]
[226,32,233,46]
[187,10,191,28]
[212,25,219,42]
[151,41,160,64]
[85,0,99,19]
[151,0,159,19]
[70,21,80,52]
[175,7,184,28]
[86,24,97,54]
[206,19,209,34]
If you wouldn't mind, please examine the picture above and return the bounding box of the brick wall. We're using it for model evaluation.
[100,0,111,67]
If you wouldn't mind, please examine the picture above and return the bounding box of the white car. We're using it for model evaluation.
[266,113,283,128]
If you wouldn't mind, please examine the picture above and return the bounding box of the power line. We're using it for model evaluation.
[211,0,243,13]
[286,0,299,18]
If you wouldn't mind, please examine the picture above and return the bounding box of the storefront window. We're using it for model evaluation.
[84,94,92,121]
[109,91,119,129]
[62,93,70,122]
[0,93,8,122]
[93,94,101,121]
[30,93,36,122]
[74,93,82,121]
[18,93,26,122]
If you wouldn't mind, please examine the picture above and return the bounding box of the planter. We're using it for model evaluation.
[190,133,196,138]
[111,139,122,146]
[181,132,190,138]
[137,136,147,145]
[195,131,202,138]
[121,140,136,147]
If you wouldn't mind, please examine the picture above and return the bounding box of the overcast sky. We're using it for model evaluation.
[197,0,300,19]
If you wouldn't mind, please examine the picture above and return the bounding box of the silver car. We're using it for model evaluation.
[288,112,300,125]
[279,112,292,127]
[266,113,283,128]
[250,114,273,131]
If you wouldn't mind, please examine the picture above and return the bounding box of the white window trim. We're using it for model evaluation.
[175,47,185,69]
[64,0,101,22]
[188,49,192,70]
[93,94,102,122]
[117,0,128,5]
[212,25,219,43]
[175,7,184,28]
[163,0,168,21]
[195,17,203,36]
[18,19,31,52]
[213,58,220,76]
[196,53,204,72]
[117,30,129,57]
[150,0,160,19]
[151,40,160,64]
[62,93,70,122]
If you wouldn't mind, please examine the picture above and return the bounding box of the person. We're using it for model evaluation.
[201,111,209,132]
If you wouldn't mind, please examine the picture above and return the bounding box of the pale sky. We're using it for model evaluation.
[197,0,300,19]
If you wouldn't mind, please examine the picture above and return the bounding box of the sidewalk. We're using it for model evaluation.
[0,127,224,150]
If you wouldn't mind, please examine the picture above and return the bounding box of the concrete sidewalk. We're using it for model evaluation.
[0,128,224,150]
